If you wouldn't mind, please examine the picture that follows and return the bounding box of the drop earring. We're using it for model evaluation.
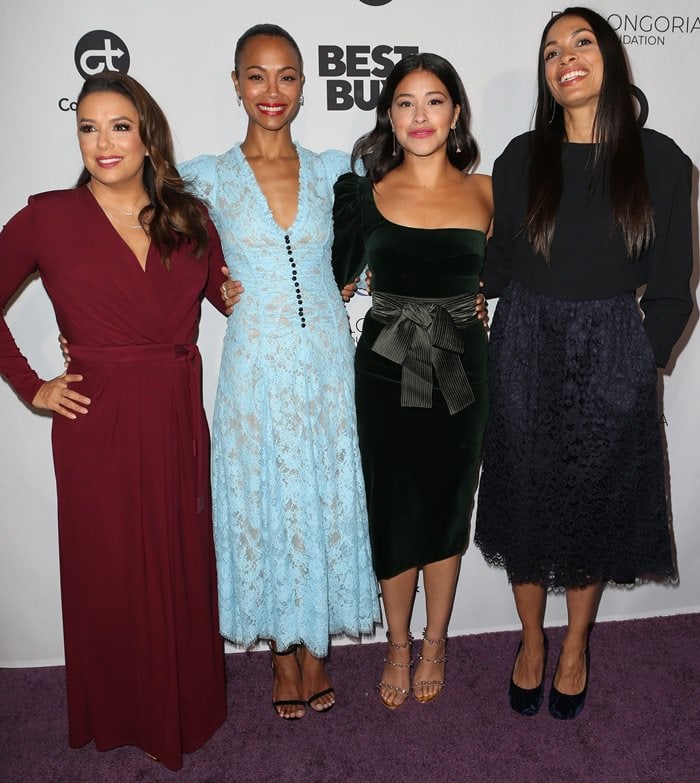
[236,94,242,106]
[452,125,461,153]
[388,114,398,157]
[549,98,557,124]
[299,94,305,106]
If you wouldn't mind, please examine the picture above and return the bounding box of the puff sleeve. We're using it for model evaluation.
[332,172,368,289]
[178,154,218,207]
[320,148,351,187]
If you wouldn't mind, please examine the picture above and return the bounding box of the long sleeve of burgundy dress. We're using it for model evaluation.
[0,186,228,771]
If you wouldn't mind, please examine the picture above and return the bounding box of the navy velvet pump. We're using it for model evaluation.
[548,647,590,720]
[509,634,549,716]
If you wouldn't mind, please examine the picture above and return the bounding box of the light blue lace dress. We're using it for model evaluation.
[180,145,380,656]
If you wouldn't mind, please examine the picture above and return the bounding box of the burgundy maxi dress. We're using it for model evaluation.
[0,186,227,770]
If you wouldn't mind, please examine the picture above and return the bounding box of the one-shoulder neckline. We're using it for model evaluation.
[360,175,487,238]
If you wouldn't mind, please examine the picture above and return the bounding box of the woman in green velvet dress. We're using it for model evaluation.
[332,53,492,708]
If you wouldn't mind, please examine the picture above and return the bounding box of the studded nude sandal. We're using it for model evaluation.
[413,627,447,704]
[378,631,413,710]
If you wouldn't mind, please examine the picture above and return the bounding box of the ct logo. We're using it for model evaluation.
[74,30,130,78]
[359,0,393,5]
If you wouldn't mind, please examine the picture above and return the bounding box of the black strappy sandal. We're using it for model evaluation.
[270,644,306,720]
[306,686,335,713]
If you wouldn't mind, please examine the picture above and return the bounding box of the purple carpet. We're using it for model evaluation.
[1,613,699,783]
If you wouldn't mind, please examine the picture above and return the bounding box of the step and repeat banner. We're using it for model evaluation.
[1,0,698,664]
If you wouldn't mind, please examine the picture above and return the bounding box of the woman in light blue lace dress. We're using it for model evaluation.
[179,24,379,719]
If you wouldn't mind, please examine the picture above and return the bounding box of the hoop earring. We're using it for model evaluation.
[236,94,242,106]
[452,125,461,153]
[299,94,304,106]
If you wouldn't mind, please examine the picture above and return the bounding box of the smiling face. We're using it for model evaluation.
[388,69,459,159]
[232,35,304,131]
[77,91,147,191]
[543,14,604,114]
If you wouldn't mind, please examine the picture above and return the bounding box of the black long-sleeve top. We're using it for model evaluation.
[481,128,694,367]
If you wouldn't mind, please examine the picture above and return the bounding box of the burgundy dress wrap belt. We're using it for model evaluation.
[68,342,208,512]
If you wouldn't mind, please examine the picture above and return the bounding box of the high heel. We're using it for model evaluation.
[296,645,335,713]
[378,631,413,710]
[413,627,447,704]
[509,633,549,716]
[269,643,306,720]
[548,647,590,720]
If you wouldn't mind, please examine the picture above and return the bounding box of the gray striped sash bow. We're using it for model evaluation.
[369,291,477,415]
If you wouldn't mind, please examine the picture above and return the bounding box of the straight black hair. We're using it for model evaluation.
[526,6,654,261]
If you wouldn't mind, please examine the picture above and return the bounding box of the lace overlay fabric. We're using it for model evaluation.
[180,146,379,655]
[475,281,675,589]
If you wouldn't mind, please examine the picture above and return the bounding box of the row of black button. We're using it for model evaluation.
[285,234,306,328]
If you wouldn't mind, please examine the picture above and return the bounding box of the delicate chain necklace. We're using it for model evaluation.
[88,183,149,230]
[102,209,143,230]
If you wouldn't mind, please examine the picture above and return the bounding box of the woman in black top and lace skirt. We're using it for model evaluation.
[475,7,693,720]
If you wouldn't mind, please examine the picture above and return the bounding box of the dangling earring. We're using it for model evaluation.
[452,125,461,153]
[549,98,557,124]
[389,118,398,157]
[299,94,305,106]
[236,94,242,106]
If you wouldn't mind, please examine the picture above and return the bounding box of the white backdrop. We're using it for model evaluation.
[1,1,698,666]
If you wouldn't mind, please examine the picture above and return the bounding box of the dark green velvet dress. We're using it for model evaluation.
[333,172,489,580]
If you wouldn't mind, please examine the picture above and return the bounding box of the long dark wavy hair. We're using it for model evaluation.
[233,23,303,75]
[76,72,209,262]
[526,6,654,262]
[351,52,479,183]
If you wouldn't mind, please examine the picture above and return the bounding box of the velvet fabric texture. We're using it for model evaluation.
[333,174,488,579]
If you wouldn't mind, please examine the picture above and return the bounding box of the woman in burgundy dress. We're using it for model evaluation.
[0,73,227,770]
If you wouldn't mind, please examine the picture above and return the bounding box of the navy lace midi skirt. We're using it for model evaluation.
[474,281,675,588]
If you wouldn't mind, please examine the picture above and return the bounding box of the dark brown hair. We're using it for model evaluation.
[351,52,479,183]
[76,72,209,262]
[526,6,654,261]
